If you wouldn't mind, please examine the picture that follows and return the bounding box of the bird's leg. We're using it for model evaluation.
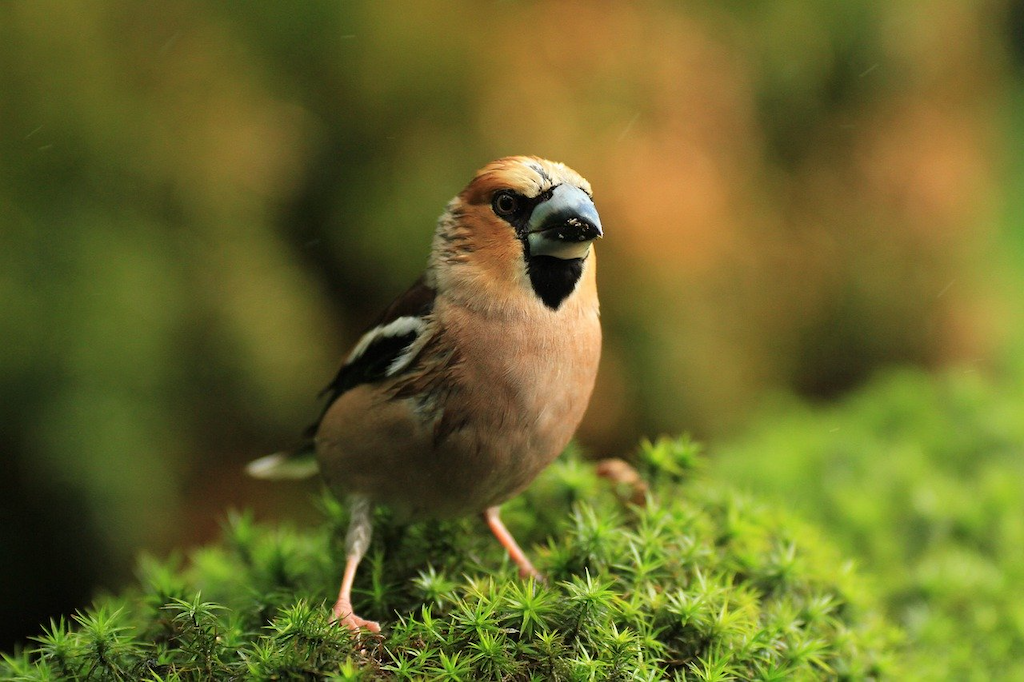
[331,495,381,633]
[484,506,541,579]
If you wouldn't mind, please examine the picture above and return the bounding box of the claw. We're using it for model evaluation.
[331,601,381,633]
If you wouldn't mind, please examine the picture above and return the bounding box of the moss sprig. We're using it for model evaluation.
[3,438,900,680]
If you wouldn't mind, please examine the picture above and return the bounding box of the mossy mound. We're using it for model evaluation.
[2,439,900,680]
[712,367,1024,680]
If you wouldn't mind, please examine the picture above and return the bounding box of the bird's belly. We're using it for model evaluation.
[316,364,594,520]
[316,310,600,520]
[414,335,598,517]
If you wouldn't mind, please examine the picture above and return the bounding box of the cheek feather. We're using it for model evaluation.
[454,207,526,278]
[435,157,600,313]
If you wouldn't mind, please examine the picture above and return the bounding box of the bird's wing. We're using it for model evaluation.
[246,277,436,481]
[315,275,437,418]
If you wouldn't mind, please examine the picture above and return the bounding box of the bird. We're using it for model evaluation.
[247,156,603,632]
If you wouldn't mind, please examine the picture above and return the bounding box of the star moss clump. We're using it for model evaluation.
[711,366,1024,680]
[2,438,900,680]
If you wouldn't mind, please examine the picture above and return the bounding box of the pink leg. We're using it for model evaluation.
[331,554,380,632]
[484,506,540,579]
[330,496,381,633]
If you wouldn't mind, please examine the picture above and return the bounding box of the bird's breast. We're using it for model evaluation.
[434,295,602,509]
[316,291,601,520]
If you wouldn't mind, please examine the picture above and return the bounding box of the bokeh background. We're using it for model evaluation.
[2,0,1023,652]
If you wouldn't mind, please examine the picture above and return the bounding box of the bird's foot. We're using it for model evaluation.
[331,601,381,633]
[516,557,542,581]
[595,458,649,506]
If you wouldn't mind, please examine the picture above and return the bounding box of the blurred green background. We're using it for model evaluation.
[2,0,1023,656]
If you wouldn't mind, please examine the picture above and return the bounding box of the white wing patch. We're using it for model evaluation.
[245,451,319,480]
[345,315,426,376]
[385,333,426,376]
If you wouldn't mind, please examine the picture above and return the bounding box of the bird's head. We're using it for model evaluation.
[430,156,602,312]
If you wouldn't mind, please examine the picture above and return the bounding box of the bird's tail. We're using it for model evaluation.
[245,442,319,480]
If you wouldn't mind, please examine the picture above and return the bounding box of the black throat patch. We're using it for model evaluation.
[527,255,585,310]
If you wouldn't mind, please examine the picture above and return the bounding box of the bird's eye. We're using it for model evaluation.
[492,191,520,219]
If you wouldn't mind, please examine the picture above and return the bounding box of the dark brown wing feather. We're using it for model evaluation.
[302,277,437,439]
[372,275,436,327]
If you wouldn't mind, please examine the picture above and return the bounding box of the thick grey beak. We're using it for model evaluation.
[526,184,603,260]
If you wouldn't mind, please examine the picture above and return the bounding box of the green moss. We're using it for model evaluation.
[711,367,1024,680]
[2,441,898,680]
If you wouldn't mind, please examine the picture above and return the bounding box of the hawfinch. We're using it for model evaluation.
[248,156,603,631]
